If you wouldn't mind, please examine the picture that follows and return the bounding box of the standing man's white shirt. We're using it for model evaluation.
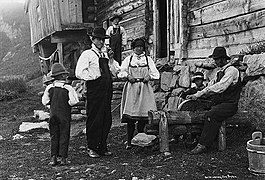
[75,44,120,81]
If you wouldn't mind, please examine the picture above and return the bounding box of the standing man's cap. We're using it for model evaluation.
[110,14,122,22]
[88,27,110,39]
[51,63,69,77]
[209,47,231,60]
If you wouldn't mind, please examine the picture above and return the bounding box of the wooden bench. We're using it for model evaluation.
[147,110,231,154]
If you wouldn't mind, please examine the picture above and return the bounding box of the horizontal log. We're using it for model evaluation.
[187,26,265,58]
[51,30,87,43]
[189,0,265,26]
[148,110,249,126]
[148,110,206,125]
[190,9,265,40]
[189,0,226,11]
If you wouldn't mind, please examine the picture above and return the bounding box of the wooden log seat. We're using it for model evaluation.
[147,110,234,153]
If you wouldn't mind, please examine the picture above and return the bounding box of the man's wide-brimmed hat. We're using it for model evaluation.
[209,47,231,60]
[110,14,122,22]
[191,72,205,82]
[88,27,110,39]
[51,63,69,77]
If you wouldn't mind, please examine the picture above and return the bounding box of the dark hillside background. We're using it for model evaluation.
[0,2,40,79]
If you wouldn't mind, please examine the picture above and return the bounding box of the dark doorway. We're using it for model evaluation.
[158,0,167,58]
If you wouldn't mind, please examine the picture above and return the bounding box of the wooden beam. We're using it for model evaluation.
[57,43,63,64]
[51,30,87,43]
[166,0,170,59]
[153,0,158,59]
[190,9,265,40]
[189,0,265,26]
[177,0,188,65]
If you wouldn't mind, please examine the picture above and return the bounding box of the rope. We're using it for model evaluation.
[39,49,58,61]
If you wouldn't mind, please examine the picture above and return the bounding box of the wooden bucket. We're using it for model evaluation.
[246,132,265,174]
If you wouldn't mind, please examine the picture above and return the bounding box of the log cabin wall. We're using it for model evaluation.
[27,0,62,47]
[27,0,94,47]
[187,0,265,60]
[26,0,95,75]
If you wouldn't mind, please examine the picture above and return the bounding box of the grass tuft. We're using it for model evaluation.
[0,77,28,101]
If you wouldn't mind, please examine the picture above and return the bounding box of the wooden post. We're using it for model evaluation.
[174,0,179,59]
[153,0,159,60]
[166,0,170,61]
[57,43,63,64]
[159,111,171,156]
[218,121,226,151]
[177,0,188,65]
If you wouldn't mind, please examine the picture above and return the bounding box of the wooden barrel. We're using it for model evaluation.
[246,132,265,174]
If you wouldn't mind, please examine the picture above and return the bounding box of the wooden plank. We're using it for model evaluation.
[52,0,62,31]
[76,0,82,23]
[189,26,265,50]
[189,0,265,26]
[121,5,145,23]
[59,0,70,25]
[57,43,63,64]
[169,0,174,44]
[69,0,82,23]
[51,30,87,43]
[148,110,206,125]
[97,0,144,21]
[190,9,265,40]
[153,0,157,59]
[174,0,179,44]
[166,0,170,58]
[189,0,225,11]
[39,0,47,37]
[187,42,264,59]
[218,121,226,151]
[121,15,145,31]
[69,0,77,23]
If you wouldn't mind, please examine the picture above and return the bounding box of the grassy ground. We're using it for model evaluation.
[0,88,264,180]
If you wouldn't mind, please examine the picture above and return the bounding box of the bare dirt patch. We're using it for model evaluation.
[0,91,263,180]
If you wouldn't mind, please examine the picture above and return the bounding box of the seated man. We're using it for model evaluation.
[186,46,242,155]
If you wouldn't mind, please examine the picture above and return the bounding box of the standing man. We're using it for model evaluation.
[187,47,242,154]
[106,14,127,65]
[75,27,120,158]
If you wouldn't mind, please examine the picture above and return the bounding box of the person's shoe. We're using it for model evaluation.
[49,155,58,166]
[87,149,100,158]
[188,143,207,155]
[60,157,67,166]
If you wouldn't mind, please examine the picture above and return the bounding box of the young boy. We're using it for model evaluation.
[42,63,79,166]
[181,71,206,99]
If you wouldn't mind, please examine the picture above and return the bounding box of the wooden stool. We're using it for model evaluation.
[148,110,228,153]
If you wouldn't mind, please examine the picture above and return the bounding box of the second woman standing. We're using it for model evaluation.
[118,38,160,149]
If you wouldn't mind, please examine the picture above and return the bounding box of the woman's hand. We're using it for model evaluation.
[127,75,136,83]
[143,75,151,83]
